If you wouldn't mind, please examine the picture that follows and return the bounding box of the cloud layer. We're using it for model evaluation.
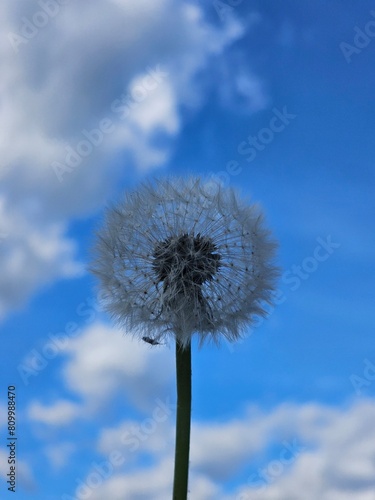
[54,400,375,500]
[25,321,375,500]
[1,0,265,318]
[87,399,375,500]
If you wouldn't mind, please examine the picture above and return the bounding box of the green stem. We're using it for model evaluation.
[173,339,192,500]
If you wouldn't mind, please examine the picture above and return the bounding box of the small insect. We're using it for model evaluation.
[142,336,161,345]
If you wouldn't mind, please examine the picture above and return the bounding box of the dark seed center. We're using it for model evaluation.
[152,233,221,288]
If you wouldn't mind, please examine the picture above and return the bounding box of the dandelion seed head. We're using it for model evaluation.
[91,177,279,347]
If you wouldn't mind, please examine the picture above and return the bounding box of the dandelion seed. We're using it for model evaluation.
[91,176,279,348]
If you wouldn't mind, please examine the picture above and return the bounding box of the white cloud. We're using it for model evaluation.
[231,400,375,500]
[0,0,245,203]
[190,416,267,481]
[62,322,174,412]
[88,458,175,500]
[74,398,375,500]
[26,322,174,435]
[96,398,177,471]
[0,194,82,317]
[76,457,220,500]
[27,399,81,426]
[127,72,180,135]
[218,67,268,113]
[44,442,76,470]
[0,0,264,319]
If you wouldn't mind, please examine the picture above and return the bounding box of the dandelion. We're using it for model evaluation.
[91,176,279,499]
[92,177,278,347]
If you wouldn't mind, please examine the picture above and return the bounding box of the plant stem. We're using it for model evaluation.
[173,339,192,500]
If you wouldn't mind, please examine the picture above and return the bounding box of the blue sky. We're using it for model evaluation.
[1,1,375,499]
